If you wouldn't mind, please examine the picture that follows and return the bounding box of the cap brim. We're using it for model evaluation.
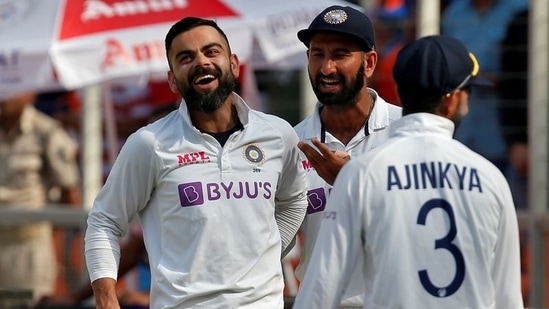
[297,29,315,46]
[467,75,493,88]
[297,28,373,51]
[298,28,353,46]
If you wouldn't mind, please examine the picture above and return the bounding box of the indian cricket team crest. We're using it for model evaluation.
[323,9,348,25]
[243,144,265,166]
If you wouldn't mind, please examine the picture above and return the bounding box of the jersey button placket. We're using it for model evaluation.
[220,142,233,172]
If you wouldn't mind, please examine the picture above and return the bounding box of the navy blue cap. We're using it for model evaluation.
[297,5,375,51]
[393,35,493,97]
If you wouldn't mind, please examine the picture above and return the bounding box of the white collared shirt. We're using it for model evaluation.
[293,88,402,306]
[294,113,522,309]
[85,93,308,309]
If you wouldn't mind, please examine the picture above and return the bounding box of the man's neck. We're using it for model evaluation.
[190,100,238,133]
[320,92,375,145]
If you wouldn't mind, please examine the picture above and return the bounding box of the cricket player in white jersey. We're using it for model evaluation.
[85,17,308,309]
[293,35,523,309]
[293,5,401,307]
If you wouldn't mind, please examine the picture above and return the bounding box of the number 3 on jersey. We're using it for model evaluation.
[417,199,465,297]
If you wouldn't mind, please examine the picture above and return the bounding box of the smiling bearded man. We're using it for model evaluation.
[84,16,308,309]
[174,65,237,113]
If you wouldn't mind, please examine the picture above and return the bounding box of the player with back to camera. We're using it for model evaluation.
[293,35,523,309]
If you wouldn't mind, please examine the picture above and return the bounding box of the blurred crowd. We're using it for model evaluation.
[0,79,179,309]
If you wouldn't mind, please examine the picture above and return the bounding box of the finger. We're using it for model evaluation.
[310,138,336,158]
[332,150,351,161]
[298,141,323,164]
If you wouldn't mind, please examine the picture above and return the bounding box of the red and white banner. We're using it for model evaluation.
[0,0,360,97]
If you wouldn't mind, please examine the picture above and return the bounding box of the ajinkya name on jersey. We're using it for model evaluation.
[306,160,482,215]
[387,161,482,192]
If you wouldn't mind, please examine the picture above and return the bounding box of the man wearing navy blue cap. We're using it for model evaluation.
[292,4,402,308]
[293,35,523,309]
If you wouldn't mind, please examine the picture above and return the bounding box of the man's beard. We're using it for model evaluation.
[310,62,365,107]
[175,66,236,113]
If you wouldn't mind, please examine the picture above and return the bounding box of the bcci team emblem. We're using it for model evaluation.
[323,9,348,25]
[243,144,265,166]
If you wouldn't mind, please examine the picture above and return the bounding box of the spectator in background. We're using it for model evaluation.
[499,8,528,210]
[35,90,81,132]
[498,8,530,304]
[370,0,414,106]
[0,92,81,304]
[441,0,528,172]
[35,102,179,309]
[37,221,150,309]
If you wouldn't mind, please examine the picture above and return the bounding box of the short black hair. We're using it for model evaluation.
[397,87,441,116]
[164,17,232,67]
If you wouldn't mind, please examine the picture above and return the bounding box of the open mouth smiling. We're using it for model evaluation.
[194,74,216,85]
[319,77,342,91]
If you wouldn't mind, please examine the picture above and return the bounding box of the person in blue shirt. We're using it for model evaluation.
[441,0,528,172]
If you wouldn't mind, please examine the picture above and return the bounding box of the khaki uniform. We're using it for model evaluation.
[0,105,79,301]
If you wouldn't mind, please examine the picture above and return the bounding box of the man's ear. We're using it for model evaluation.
[437,91,459,118]
[230,54,240,78]
[167,71,179,94]
[364,51,378,78]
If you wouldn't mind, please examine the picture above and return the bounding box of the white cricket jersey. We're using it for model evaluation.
[293,88,401,306]
[294,113,523,309]
[85,93,308,309]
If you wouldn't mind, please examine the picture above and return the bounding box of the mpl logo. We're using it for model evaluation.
[178,181,273,207]
[177,151,211,166]
[306,188,326,214]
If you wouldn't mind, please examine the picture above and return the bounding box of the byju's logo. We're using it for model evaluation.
[178,182,204,207]
[307,188,326,214]
[178,181,273,207]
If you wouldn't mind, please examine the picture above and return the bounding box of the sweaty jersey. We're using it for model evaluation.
[293,88,401,306]
[85,93,308,309]
[294,113,523,309]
